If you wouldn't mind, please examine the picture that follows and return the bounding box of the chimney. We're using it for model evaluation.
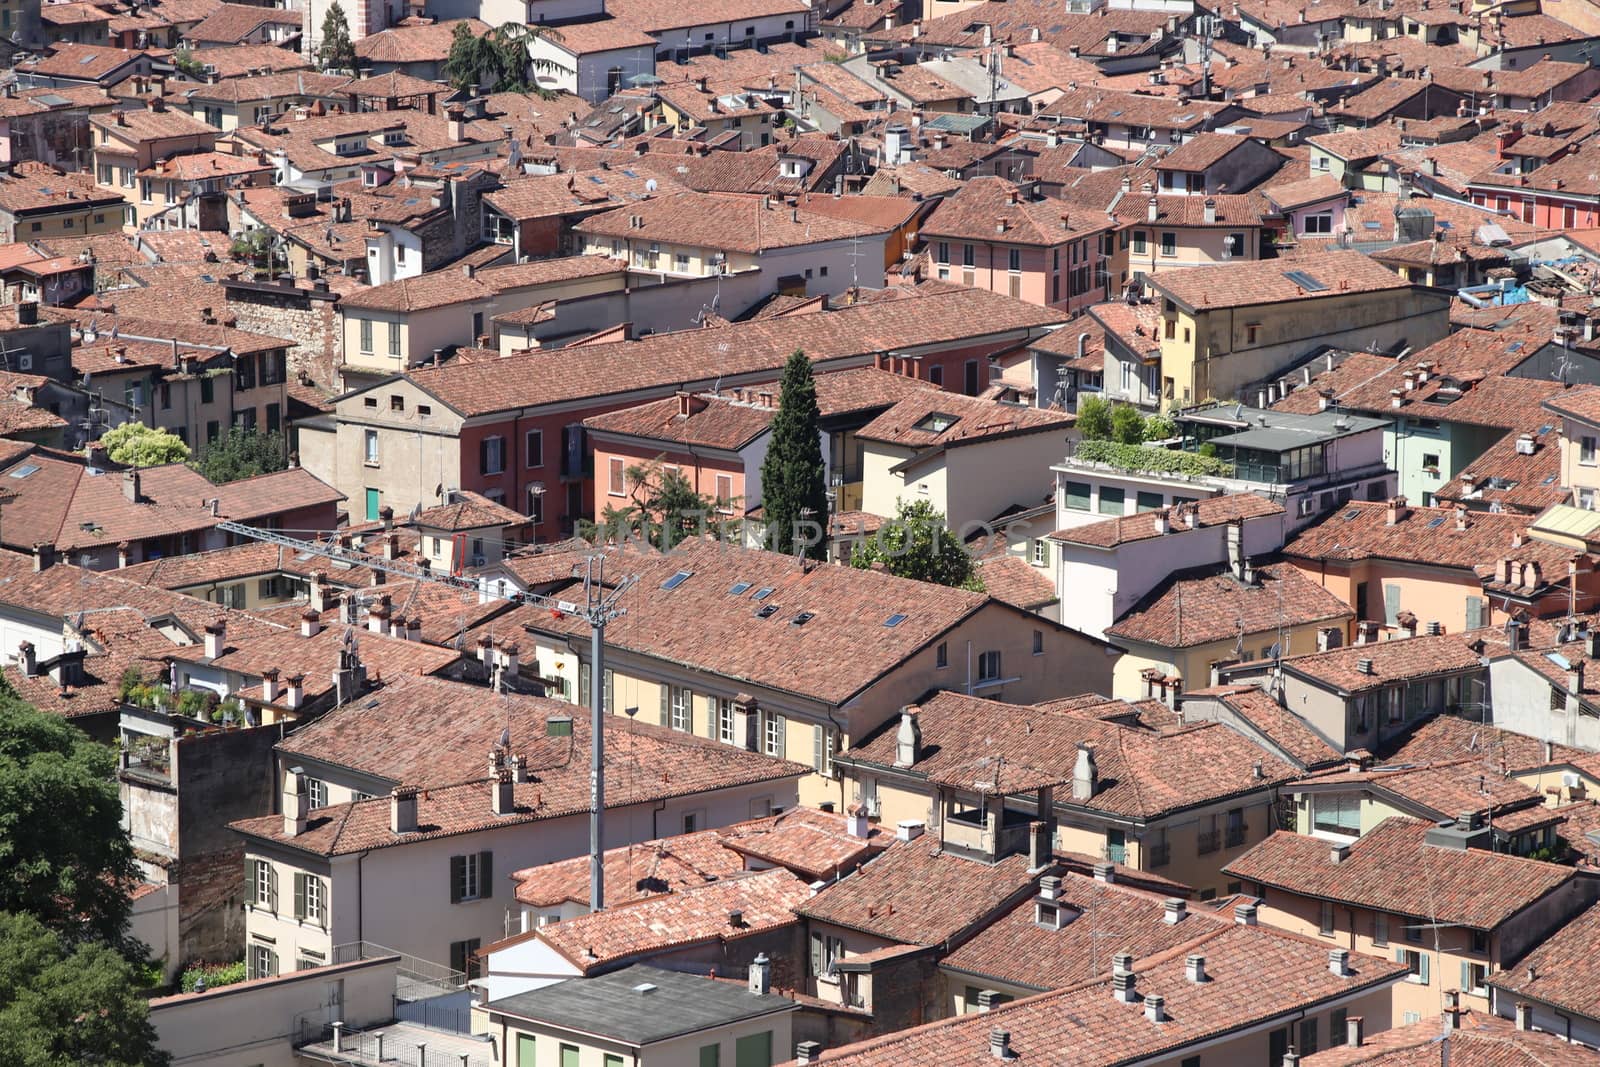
[978,989,1004,1013]
[1163,898,1187,924]
[1235,902,1258,925]
[896,820,925,842]
[1112,968,1139,1004]
[390,786,419,834]
[283,767,309,836]
[989,1029,1014,1061]
[32,543,54,572]
[1144,994,1165,1024]
[1346,1016,1364,1047]
[408,616,422,643]
[795,1043,822,1066]
[492,768,515,815]
[367,597,391,636]
[1203,197,1217,224]
[1227,521,1244,580]
[122,469,142,503]
[301,609,321,639]
[1331,842,1352,865]
[1147,197,1159,223]
[262,667,280,703]
[1506,616,1526,652]
[1329,948,1351,977]
[1039,875,1062,901]
[1186,954,1206,983]
[749,953,772,995]
[204,619,226,660]
[1028,820,1052,870]
[1073,743,1097,800]
[285,674,305,710]
[16,300,38,325]
[18,641,35,678]
[1569,662,1585,696]
[894,705,921,766]
[1386,496,1407,525]
[1093,861,1115,884]
[1445,990,1461,1031]
[1515,1003,1533,1031]
[512,754,530,783]
[846,803,870,839]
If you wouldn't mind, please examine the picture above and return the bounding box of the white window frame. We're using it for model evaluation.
[670,687,691,732]
[307,778,327,808]
[304,875,325,924]
[456,852,482,902]
[763,712,784,757]
[253,859,273,908]
[1031,539,1048,566]
[717,698,735,745]
[364,429,379,466]
[483,435,506,475]
[977,650,1002,682]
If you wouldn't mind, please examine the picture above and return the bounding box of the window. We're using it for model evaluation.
[1064,480,1091,511]
[294,872,326,925]
[365,488,380,522]
[762,713,785,757]
[1098,486,1125,515]
[1312,794,1361,837]
[735,1031,772,1067]
[307,778,327,808]
[252,858,276,909]
[1007,248,1021,272]
[1136,490,1163,512]
[608,457,626,496]
[389,395,404,412]
[267,403,280,434]
[1032,629,1044,655]
[519,1035,538,1067]
[977,650,1001,682]
[248,943,278,979]
[717,698,735,744]
[1374,912,1389,946]
[936,242,949,264]
[700,1045,721,1067]
[1299,1017,1319,1057]
[481,436,505,475]
[450,851,492,903]
[715,474,733,510]
[1405,917,1424,944]
[936,641,948,669]
[1159,232,1177,256]
[1304,211,1334,235]
[364,429,379,466]
[1398,947,1429,984]
[1319,900,1335,936]
[359,319,372,354]
[1245,322,1261,344]
[450,937,481,978]
[810,932,846,977]
[670,687,692,732]
[1583,436,1597,465]
[160,382,171,409]
[1031,538,1048,566]
[814,723,836,777]
[200,376,215,404]
[1131,230,1147,254]
[1330,1009,1348,1047]
[387,322,400,357]
[962,244,975,268]
[1226,232,1246,258]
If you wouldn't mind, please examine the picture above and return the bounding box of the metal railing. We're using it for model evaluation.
[1226,826,1248,849]
[298,1024,495,1067]
[332,942,467,991]
[1197,829,1221,855]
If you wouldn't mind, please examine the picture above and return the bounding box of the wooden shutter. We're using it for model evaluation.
[809,931,823,976]
[1465,596,1485,630]
[293,872,307,921]
[813,724,825,773]
[479,851,494,900]
[479,438,490,475]
[268,865,278,913]
[244,858,254,906]
[1419,952,1430,985]
[450,854,465,904]
[1383,584,1401,626]
[267,948,279,977]
[660,684,669,725]
[1461,961,1472,992]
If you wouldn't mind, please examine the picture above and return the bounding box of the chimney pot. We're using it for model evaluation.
[1346,1015,1364,1047]
[1235,902,1258,925]
[391,786,419,834]
[1144,993,1165,1023]
[1163,898,1187,924]
[1186,954,1206,983]
[1329,948,1351,976]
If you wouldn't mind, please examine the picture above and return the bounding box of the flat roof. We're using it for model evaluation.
[1180,404,1389,451]
[487,966,796,1046]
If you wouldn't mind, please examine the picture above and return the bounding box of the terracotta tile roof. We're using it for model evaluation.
[856,391,1073,451]
[843,689,1296,821]
[117,539,354,591]
[397,286,1065,417]
[716,806,888,881]
[1307,127,1407,163]
[585,392,776,451]
[1283,500,1579,579]
[1263,174,1349,212]
[1107,560,1353,649]
[809,920,1407,1067]
[0,452,225,555]
[923,176,1113,246]
[798,835,1039,945]
[353,19,486,63]
[526,539,993,707]
[483,168,676,222]
[1184,684,1343,768]
[944,871,1227,991]
[411,490,528,532]
[1382,713,1579,769]
[511,827,743,909]
[1303,1010,1600,1066]
[1278,632,1485,695]
[1050,494,1284,549]
[1435,424,1567,516]
[234,679,806,855]
[663,141,851,198]
[41,3,113,26]
[1544,383,1600,426]
[573,191,888,254]
[604,0,807,33]
[91,104,216,143]
[1147,250,1409,312]
[972,554,1057,613]
[1224,817,1577,930]
[187,2,299,42]
[537,867,811,973]
[213,468,344,523]
[1298,758,1553,831]
[26,43,156,80]
[0,396,67,436]
[0,168,121,215]
[339,254,624,312]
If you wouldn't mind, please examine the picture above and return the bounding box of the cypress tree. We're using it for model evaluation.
[761,350,829,559]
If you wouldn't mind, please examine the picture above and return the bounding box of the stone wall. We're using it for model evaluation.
[224,278,343,390]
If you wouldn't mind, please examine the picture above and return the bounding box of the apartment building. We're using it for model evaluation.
[89,99,220,227]
[0,165,125,243]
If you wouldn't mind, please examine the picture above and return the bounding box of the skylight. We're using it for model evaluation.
[752,587,774,600]
[1342,508,1360,520]
[8,464,39,479]
[661,570,693,590]
[1282,269,1328,292]
[755,604,780,619]
[884,613,908,627]
[1426,516,1446,528]
[728,581,752,595]
[792,611,815,626]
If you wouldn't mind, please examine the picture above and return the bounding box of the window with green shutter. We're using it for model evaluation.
[294,872,307,920]
[700,1045,721,1067]
[604,1055,623,1067]
[560,1045,580,1067]
[1136,491,1163,513]
[1064,481,1091,511]
[1383,584,1402,626]
[1465,596,1485,630]
[517,1034,537,1067]
[735,1031,773,1067]
[1098,486,1125,515]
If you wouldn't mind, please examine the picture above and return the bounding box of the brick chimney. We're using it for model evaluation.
[122,468,142,503]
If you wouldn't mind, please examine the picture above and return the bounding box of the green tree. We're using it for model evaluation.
[0,698,139,950]
[195,427,287,484]
[1110,403,1145,445]
[581,459,733,549]
[850,499,983,591]
[100,423,190,467]
[172,47,204,79]
[443,21,564,94]
[316,1,357,72]
[1075,395,1112,441]
[760,350,828,559]
[0,911,169,1067]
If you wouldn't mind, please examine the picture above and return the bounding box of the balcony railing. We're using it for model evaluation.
[1226,826,1248,849]
[1197,829,1221,855]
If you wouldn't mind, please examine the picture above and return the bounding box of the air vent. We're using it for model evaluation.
[756,604,780,619]
[792,612,815,626]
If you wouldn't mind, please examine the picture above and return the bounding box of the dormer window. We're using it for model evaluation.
[915,412,958,433]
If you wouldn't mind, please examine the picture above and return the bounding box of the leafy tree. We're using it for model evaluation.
[444,21,564,95]
[195,427,287,484]
[0,698,140,950]
[582,459,733,549]
[1075,395,1112,441]
[1142,412,1176,441]
[850,499,983,591]
[316,1,357,72]
[172,47,204,79]
[100,423,190,467]
[1110,403,1146,445]
[0,911,169,1067]
[760,351,828,560]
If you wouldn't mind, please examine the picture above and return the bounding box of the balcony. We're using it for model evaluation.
[1226,825,1248,849]
[1197,829,1221,855]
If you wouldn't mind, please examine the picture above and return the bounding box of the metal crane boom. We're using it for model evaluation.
[216,519,634,911]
